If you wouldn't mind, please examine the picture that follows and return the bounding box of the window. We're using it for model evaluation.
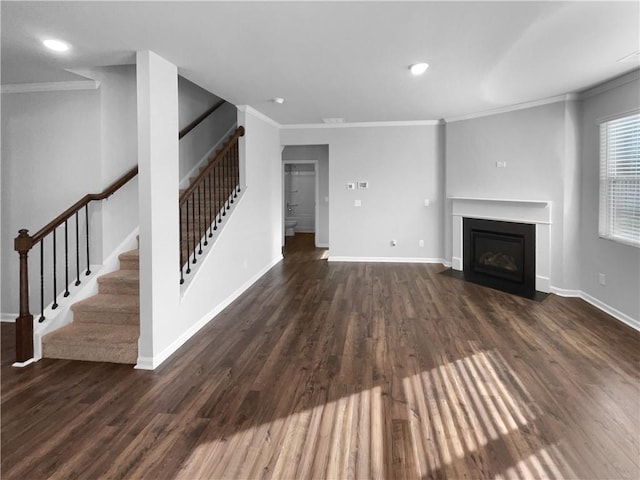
[599,112,640,247]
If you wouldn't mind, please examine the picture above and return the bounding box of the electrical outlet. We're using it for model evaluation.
[347,183,355,190]
[354,199,362,207]
[391,239,397,247]
[496,161,507,168]
[598,273,606,285]
[424,199,430,207]
[418,239,424,247]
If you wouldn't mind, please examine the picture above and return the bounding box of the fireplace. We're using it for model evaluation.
[463,218,536,298]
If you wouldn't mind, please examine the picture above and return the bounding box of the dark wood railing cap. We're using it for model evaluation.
[23,166,139,247]
[179,100,226,140]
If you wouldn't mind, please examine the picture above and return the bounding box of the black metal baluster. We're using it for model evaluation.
[217,162,223,223]
[197,184,203,255]
[213,166,219,231]
[39,241,45,322]
[204,175,210,243]
[226,151,235,205]
[185,200,191,274]
[52,230,58,309]
[64,220,70,297]
[75,212,81,286]
[207,171,213,237]
[179,205,184,284]
[236,141,241,193]
[223,153,228,215]
[85,205,91,275]
[233,143,239,198]
[191,195,197,264]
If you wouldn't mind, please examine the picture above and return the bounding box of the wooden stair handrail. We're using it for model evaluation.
[179,126,245,205]
[178,100,226,140]
[30,166,139,246]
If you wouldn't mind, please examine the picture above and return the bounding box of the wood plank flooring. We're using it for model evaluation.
[2,233,639,479]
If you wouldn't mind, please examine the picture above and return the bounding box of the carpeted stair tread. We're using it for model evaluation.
[72,293,139,313]
[42,323,138,364]
[97,269,139,295]
[118,249,139,270]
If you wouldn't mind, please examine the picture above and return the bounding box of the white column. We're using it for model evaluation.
[135,51,180,368]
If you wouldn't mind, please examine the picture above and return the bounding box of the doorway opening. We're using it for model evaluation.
[283,160,318,246]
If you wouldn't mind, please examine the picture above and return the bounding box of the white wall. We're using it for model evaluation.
[282,145,329,246]
[88,65,139,259]
[579,73,640,324]
[445,101,581,290]
[1,89,102,316]
[136,51,180,365]
[281,125,444,261]
[178,76,237,182]
[149,106,282,368]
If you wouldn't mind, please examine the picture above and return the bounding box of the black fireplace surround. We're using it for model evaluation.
[463,218,536,298]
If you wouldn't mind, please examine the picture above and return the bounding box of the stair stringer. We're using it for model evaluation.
[32,227,139,361]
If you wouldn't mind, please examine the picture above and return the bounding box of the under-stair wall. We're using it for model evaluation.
[137,105,283,369]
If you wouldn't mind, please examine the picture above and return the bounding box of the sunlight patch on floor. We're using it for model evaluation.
[178,349,572,478]
[402,348,575,479]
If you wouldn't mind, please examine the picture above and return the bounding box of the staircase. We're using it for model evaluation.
[37,127,243,366]
[41,246,140,364]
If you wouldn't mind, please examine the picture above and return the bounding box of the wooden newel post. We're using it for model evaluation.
[14,229,34,362]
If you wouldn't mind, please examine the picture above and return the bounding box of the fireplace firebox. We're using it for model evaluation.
[463,218,536,298]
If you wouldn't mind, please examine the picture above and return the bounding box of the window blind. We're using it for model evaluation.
[599,112,640,247]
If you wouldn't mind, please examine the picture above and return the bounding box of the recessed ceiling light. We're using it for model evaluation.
[272,97,285,104]
[43,39,70,52]
[409,62,429,76]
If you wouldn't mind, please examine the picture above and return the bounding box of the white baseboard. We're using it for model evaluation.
[536,275,551,293]
[316,242,329,248]
[136,254,284,370]
[551,287,639,332]
[550,287,582,297]
[580,291,640,332]
[452,256,463,271]
[12,358,36,368]
[328,256,447,264]
[1,313,17,323]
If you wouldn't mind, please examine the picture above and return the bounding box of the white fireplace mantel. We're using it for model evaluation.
[450,197,552,293]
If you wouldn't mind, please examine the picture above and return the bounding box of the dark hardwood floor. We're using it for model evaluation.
[2,233,639,479]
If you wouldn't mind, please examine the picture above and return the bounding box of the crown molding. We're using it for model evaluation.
[444,94,577,123]
[579,69,640,99]
[1,80,100,94]
[282,119,443,129]
[237,105,282,128]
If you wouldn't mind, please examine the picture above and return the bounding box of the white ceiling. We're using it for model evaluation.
[2,1,639,124]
